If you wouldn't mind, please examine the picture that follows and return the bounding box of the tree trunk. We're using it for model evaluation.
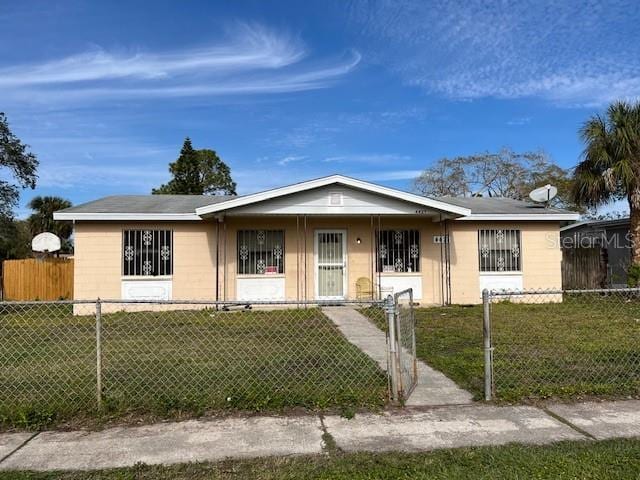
[629,188,640,265]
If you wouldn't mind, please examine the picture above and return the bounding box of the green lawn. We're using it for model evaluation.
[363,294,640,402]
[0,305,387,429]
[2,439,638,479]
[362,304,486,398]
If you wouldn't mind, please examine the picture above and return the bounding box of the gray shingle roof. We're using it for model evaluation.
[56,192,576,217]
[56,195,236,215]
[434,196,575,215]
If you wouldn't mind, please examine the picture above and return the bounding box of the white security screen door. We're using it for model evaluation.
[315,230,347,300]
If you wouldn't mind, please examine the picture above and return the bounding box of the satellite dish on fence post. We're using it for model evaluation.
[32,232,61,254]
[529,184,558,206]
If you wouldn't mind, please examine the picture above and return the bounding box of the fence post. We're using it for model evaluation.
[385,294,400,403]
[482,289,493,401]
[95,299,103,409]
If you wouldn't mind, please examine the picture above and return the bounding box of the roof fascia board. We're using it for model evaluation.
[457,213,580,221]
[559,221,590,232]
[195,175,471,216]
[53,212,201,221]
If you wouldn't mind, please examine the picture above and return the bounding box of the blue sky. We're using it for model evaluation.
[2,0,639,216]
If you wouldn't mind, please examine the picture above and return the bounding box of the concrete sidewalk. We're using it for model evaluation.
[1,400,638,472]
[322,307,474,406]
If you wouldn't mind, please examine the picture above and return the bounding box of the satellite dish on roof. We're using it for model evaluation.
[529,184,557,205]
[32,232,61,253]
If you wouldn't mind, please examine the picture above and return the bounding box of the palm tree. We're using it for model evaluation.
[572,101,640,265]
[27,196,73,252]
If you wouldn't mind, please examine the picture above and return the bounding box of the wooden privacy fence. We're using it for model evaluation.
[2,258,73,300]
[562,247,607,289]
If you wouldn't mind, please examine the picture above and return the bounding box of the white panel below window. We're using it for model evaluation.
[121,279,172,301]
[379,275,422,300]
[237,277,285,301]
[479,274,523,296]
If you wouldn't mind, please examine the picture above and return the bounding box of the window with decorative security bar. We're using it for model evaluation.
[237,230,284,275]
[376,230,420,273]
[123,230,173,276]
[478,229,521,272]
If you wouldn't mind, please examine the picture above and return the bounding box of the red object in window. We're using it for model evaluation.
[264,266,279,274]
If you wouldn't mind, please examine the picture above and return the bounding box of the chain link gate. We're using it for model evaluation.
[386,289,417,402]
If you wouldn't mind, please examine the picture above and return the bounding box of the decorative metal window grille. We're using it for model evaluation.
[237,230,285,275]
[376,230,420,273]
[123,230,173,276]
[478,229,521,272]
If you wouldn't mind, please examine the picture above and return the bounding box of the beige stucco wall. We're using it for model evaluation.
[447,221,563,304]
[74,221,217,300]
[73,218,562,305]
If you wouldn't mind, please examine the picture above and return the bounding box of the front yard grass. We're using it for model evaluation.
[363,294,640,402]
[3,438,638,479]
[0,305,387,430]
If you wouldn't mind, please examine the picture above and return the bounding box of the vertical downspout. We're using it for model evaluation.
[439,214,445,305]
[304,215,308,302]
[223,220,227,302]
[444,219,452,305]
[377,215,382,300]
[296,215,300,303]
[215,219,220,307]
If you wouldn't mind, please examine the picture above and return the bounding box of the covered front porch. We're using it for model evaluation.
[214,215,452,303]
[197,177,469,304]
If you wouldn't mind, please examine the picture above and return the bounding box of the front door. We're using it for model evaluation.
[315,230,347,300]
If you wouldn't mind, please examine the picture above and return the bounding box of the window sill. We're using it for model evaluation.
[237,274,285,279]
[479,271,522,276]
[378,272,421,276]
[121,276,173,281]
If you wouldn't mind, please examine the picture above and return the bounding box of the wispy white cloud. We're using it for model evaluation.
[1,23,360,104]
[0,24,302,87]
[348,0,640,106]
[277,155,307,166]
[324,153,411,164]
[506,116,532,126]
[37,162,168,189]
[355,170,423,182]
[265,108,423,150]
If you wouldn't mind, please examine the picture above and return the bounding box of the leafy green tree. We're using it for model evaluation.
[414,148,579,210]
[572,100,640,266]
[153,138,236,195]
[0,218,31,260]
[0,112,38,218]
[27,196,73,252]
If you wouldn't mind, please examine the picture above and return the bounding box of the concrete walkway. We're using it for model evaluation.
[1,400,638,472]
[322,307,474,406]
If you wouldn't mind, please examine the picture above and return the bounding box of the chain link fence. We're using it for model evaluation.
[484,288,640,401]
[392,289,417,401]
[1,299,391,428]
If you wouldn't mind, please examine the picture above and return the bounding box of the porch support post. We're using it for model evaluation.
[370,215,375,299]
